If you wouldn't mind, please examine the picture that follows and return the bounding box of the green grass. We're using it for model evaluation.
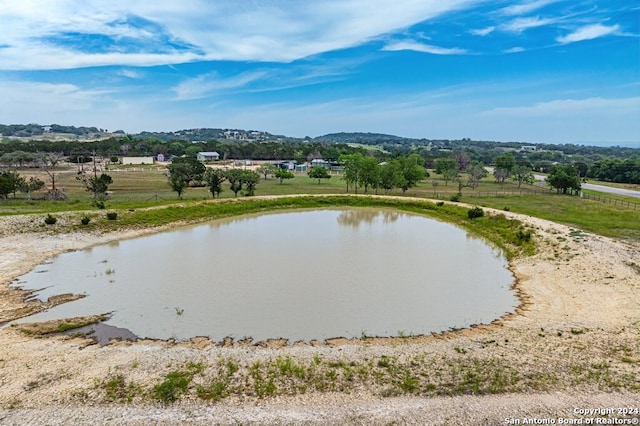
[96,331,640,404]
[468,193,639,240]
[1,167,637,241]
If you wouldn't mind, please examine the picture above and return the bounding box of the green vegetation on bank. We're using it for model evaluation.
[92,328,639,405]
[1,164,637,241]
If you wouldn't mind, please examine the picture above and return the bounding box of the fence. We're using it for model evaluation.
[463,189,639,210]
[580,192,639,210]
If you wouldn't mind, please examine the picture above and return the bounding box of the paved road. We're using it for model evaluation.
[532,174,640,199]
[581,182,640,199]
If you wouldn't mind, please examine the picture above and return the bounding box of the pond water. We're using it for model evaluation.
[12,208,517,342]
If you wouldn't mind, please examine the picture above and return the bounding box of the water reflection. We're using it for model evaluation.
[12,208,517,342]
[336,209,400,227]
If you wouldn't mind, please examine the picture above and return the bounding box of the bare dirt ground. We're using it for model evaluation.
[0,202,638,425]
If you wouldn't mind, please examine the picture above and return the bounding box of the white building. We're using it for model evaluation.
[120,156,155,165]
[197,151,220,162]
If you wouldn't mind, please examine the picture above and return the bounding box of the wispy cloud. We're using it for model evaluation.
[118,69,144,79]
[470,26,495,36]
[483,97,640,117]
[501,16,557,33]
[173,71,268,101]
[499,0,559,16]
[556,24,621,44]
[0,0,476,70]
[382,40,467,55]
[0,80,116,125]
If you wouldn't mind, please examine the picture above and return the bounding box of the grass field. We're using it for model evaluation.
[1,164,638,240]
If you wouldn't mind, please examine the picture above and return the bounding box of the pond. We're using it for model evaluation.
[12,208,517,342]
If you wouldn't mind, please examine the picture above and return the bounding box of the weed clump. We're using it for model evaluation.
[106,212,118,220]
[80,216,91,225]
[44,214,57,225]
[468,206,485,219]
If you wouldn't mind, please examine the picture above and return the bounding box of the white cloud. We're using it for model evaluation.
[0,80,117,126]
[483,97,640,117]
[501,16,557,33]
[173,71,268,101]
[556,24,621,44]
[118,69,144,79]
[0,0,477,70]
[500,0,558,16]
[470,26,495,36]
[382,40,467,55]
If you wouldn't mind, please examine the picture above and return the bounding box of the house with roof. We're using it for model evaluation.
[197,151,220,162]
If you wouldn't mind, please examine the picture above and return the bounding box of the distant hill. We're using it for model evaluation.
[0,123,282,143]
[314,132,413,144]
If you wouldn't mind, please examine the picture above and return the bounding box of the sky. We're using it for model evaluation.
[0,0,639,146]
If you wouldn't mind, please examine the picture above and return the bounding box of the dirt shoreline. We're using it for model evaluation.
[0,200,638,424]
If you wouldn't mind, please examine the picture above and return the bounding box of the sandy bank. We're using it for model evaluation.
[0,200,638,424]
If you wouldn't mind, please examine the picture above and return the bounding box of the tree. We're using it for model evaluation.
[225,169,260,196]
[466,162,487,189]
[0,172,16,199]
[493,153,516,186]
[225,169,245,197]
[18,176,45,200]
[167,157,206,198]
[0,170,22,198]
[256,163,277,180]
[397,154,428,194]
[434,157,458,186]
[241,170,260,196]
[274,168,294,184]
[512,166,535,188]
[495,152,516,173]
[168,173,187,199]
[77,172,113,199]
[547,164,581,194]
[308,166,331,184]
[493,168,510,186]
[203,168,226,198]
[453,150,471,172]
[339,153,363,193]
[358,157,380,193]
[44,152,64,168]
[379,161,404,193]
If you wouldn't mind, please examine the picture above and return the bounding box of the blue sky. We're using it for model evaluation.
[0,0,638,146]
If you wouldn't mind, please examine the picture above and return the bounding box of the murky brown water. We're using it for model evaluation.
[12,208,516,342]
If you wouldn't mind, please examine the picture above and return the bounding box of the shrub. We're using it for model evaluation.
[436,201,445,207]
[503,206,510,211]
[516,228,532,243]
[81,216,91,225]
[450,193,461,202]
[44,214,57,225]
[468,206,485,219]
[106,212,118,220]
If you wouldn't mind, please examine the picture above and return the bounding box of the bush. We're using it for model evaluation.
[503,206,510,211]
[468,206,485,219]
[106,212,118,220]
[44,214,57,225]
[436,201,445,207]
[516,228,532,243]
[450,193,461,202]
[81,216,91,225]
